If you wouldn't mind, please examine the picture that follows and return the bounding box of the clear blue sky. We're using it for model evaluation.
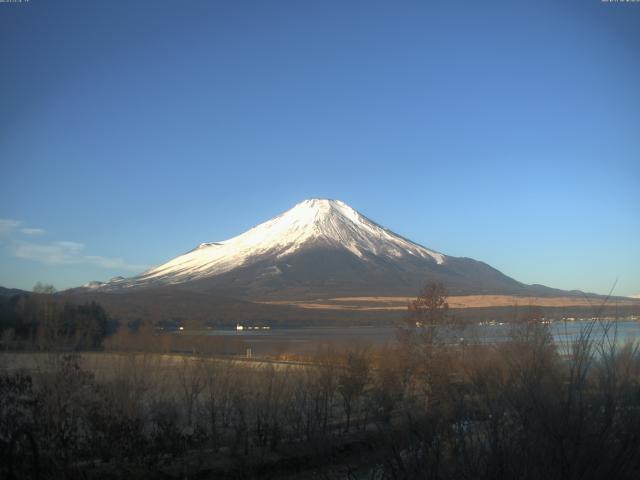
[1,0,638,296]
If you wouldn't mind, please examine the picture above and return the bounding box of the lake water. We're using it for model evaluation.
[185,319,640,356]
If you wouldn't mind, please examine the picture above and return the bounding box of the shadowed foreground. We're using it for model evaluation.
[2,311,640,479]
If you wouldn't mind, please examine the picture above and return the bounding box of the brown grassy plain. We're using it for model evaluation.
[260,294,640,311]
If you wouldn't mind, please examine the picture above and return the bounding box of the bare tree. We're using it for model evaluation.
[338,349,370,433]
[33,282,56,294]
[179,358,205,427]
[398,281,457,409]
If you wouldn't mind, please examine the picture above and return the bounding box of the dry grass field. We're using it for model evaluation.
[260,294,640,311]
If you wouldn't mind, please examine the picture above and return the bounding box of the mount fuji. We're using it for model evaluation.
[82,199,566,300]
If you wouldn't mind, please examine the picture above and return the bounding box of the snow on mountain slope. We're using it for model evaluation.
[78,198,574,299]
[118,199,444,287]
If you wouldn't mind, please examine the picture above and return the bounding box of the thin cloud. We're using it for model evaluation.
[1,218,145,273]
[0,219,22,236]
[13,240,147,272]
[83,255,148,271]
[1,219,46,237]
[14,241,82,264]
[21,228,46,236]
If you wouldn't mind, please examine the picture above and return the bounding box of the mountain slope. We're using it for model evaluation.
[85,199,568,300]
[0,286,29,298]
[122,199,443,286]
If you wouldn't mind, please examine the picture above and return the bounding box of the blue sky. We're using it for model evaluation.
[1,0,638,296]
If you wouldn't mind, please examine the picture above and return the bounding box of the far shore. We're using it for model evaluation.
[259,294,640,311]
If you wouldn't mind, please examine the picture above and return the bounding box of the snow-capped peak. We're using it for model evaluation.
[103,199,445,287]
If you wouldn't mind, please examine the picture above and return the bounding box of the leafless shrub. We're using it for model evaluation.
[338,348,370,433]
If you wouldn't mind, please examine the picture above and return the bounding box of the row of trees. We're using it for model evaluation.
[0,285,112,351]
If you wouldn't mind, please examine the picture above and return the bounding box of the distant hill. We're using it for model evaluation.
[63,287,640,328]
[0,286,29,298]
[63,286,392,327]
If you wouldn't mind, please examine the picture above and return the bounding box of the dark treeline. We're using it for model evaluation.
[0,289,114,351]
[1,283,640,479]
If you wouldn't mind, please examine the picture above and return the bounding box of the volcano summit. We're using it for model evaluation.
[84,199,568,300]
